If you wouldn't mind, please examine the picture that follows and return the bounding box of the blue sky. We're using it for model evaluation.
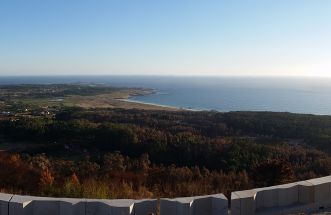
[0,0,331,76]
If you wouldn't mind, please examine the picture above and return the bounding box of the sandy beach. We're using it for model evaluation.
[70,88,180,111]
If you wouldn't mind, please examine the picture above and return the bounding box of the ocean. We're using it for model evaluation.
[1,76,331,115]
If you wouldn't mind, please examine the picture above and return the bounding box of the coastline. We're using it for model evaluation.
[67,88,181,111]
[118,98,200,111]
[118,88,204,111]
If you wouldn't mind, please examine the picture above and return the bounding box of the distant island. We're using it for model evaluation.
[0,83,331,200]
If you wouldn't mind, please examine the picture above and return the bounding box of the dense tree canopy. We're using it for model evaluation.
[1,109,331,198]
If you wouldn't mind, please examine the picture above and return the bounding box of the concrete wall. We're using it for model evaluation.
[231,176,331,215]
[0,193,228,215]
[160,194,228,215]
[3,195,157,215]
[2,175,331,215]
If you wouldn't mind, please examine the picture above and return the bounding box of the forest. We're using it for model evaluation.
[1,107,331,199]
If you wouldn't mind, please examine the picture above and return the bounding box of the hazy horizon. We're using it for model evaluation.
[1,74,331,78]
[1,0,331,77]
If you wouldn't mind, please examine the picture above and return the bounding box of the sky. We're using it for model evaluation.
[0,0,331,76]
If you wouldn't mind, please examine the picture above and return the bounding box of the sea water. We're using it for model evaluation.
[1,76,331,115]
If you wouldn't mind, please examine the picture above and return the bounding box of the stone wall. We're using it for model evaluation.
[2,175,331,215]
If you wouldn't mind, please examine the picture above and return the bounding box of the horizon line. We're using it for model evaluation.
[0,74,331,78]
